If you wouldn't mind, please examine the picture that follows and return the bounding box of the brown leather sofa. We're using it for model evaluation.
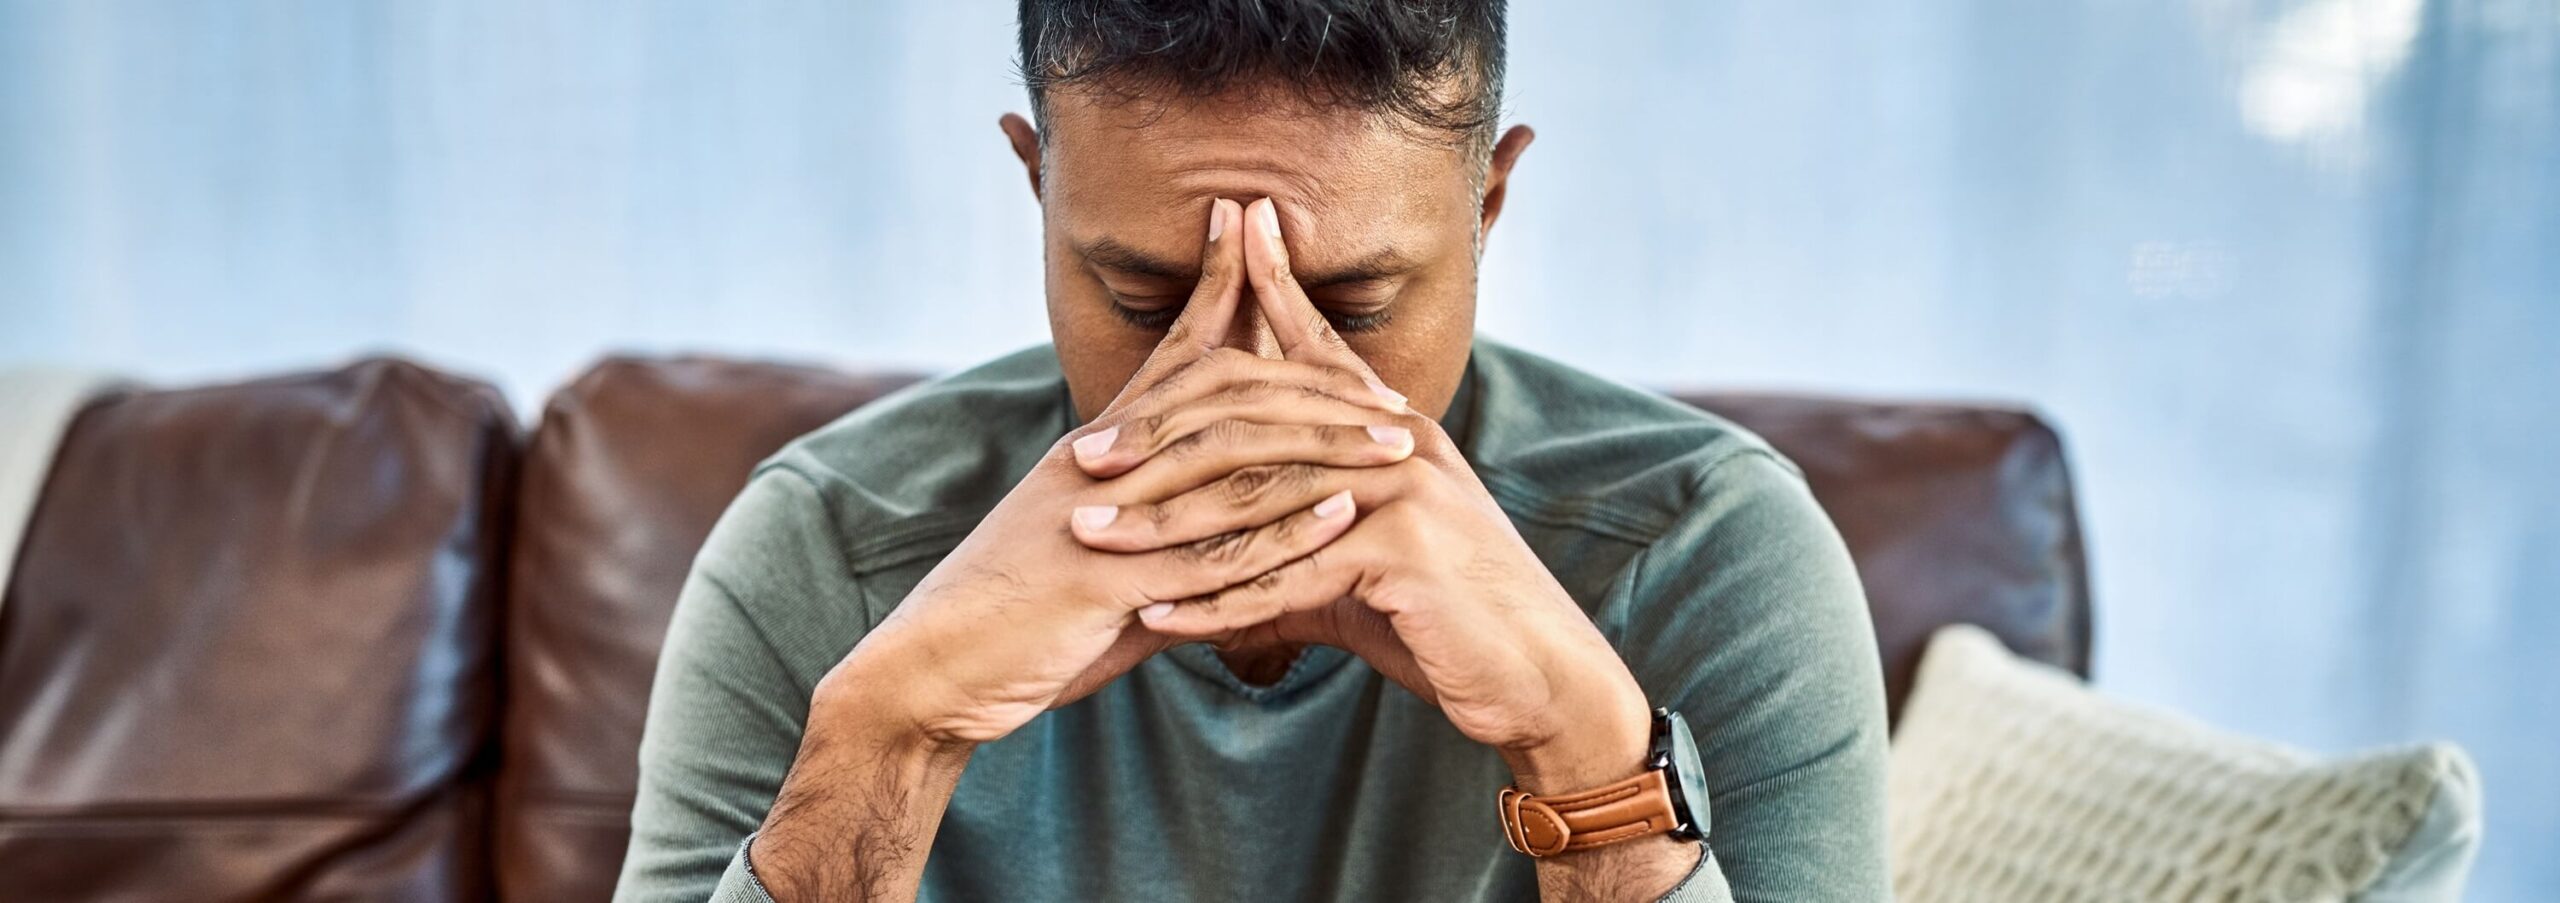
[0,354,2091,902]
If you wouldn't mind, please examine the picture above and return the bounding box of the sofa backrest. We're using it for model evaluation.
[0,355,2094,902]
[0,359,516,902]
[1664,392,2092,721]
[494,357,917,903]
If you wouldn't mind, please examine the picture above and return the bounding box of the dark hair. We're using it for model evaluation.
[1017,0,1507,151]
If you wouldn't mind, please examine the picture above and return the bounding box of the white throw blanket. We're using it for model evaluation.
[0,369,118,615]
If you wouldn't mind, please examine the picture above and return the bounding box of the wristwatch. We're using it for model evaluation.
[1495,707,1710,857]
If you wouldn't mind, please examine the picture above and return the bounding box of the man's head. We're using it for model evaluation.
[1002,0,1532,422]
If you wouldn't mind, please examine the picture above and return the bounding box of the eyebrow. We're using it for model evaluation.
[1077,237,1418,289]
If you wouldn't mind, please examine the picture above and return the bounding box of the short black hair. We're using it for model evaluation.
[1017,0,1507,150]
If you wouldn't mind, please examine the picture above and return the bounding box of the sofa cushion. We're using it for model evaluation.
[494,358,916,903]
[0,359,516,902]
[1889,625,2480,902]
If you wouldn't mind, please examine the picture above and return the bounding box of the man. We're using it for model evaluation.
[615,2,1888,901]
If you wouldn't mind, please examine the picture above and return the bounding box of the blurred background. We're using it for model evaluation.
[1,0,2553,897]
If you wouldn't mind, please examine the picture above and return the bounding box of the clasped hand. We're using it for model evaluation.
[837,197,1649,789]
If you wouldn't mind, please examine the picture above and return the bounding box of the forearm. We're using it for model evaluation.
[747,671,974,903]
[1532,835,1707,902]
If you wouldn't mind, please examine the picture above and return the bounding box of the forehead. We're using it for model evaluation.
[1039,88,1476,255]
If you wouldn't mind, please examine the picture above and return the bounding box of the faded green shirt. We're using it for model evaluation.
[614,339,1890,903]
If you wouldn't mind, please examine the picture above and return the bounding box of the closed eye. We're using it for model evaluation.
[1106,292,1398,334]
[1108,296,1184,330]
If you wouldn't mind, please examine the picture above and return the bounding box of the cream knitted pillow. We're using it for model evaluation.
[1889,626,2481,903]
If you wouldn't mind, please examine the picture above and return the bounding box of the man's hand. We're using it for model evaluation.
[748,198,1408,901]
[1069,198,1655,786]
[843,197,1410,748]
[1066,198,1699,900]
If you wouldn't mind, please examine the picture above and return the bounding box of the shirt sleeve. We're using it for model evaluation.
[1613,449,1894,903]
[612,468,868,903]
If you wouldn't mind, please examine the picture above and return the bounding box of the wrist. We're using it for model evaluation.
[812,641,979,762]
[1498,674,1654,794]
[753,661,974,902]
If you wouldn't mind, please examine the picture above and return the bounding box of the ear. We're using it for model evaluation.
[1475,124,1536,243]
[999,112,1044,200]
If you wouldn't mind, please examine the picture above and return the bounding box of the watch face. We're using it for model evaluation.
[1666,711,1710,840]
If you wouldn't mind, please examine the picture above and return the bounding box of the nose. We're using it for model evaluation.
[1213,288,1285,360]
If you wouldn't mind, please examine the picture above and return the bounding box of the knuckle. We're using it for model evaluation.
[1277,462,1322,492]
[1218,462,1316,506]
[1219,465,1280,505]
[1260,511,1305,549]
[1246,562,1293,593]
[1212,378,1278,405]
[1196,529,1253,565]
[1172,530,1254,573]
[1156,356,1209,393]
[1126,413,1172,448]
[1199,418,1250,449]
[1158,434,1200,463]
[1197,351,1258,390]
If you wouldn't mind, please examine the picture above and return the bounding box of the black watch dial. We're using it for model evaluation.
[1655,708,1710,841]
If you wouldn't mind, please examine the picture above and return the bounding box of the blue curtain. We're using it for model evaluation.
[2,1,2553,897]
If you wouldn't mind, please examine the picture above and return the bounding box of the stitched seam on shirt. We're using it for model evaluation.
[1477,446,1786,545]
[838,511,985,567]
[758,459,988,574]
[1479,467,1664,544]
[842,522,979,577]
[1674,446,1794,510]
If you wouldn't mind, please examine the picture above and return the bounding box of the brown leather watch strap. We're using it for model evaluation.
[1496,768,1682,857]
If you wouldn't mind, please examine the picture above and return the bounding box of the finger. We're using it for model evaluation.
[1241,198,1401,403]
[1111,489,1359,607]
[1104,351,1407,431]
[1074,458,1421,553]
[1135,517,1379,639]
[1078,420,1413,515]
[1072,366,1412,477]
[1097,198,1247,418]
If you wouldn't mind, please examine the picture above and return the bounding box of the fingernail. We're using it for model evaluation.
[1259,201,1285,249]
[1207,202,1224,242]
[1366,424,1411,447]
[1072,426,1118,463]
[1073,505,1119,531]
[1139,601,1175,622]
[1313,490,1353,519]
[1364,375,1408,411]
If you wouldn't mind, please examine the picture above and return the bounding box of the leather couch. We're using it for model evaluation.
[0,354,2092,902]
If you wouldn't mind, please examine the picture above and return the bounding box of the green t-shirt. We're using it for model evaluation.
[613,339,1889,902]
